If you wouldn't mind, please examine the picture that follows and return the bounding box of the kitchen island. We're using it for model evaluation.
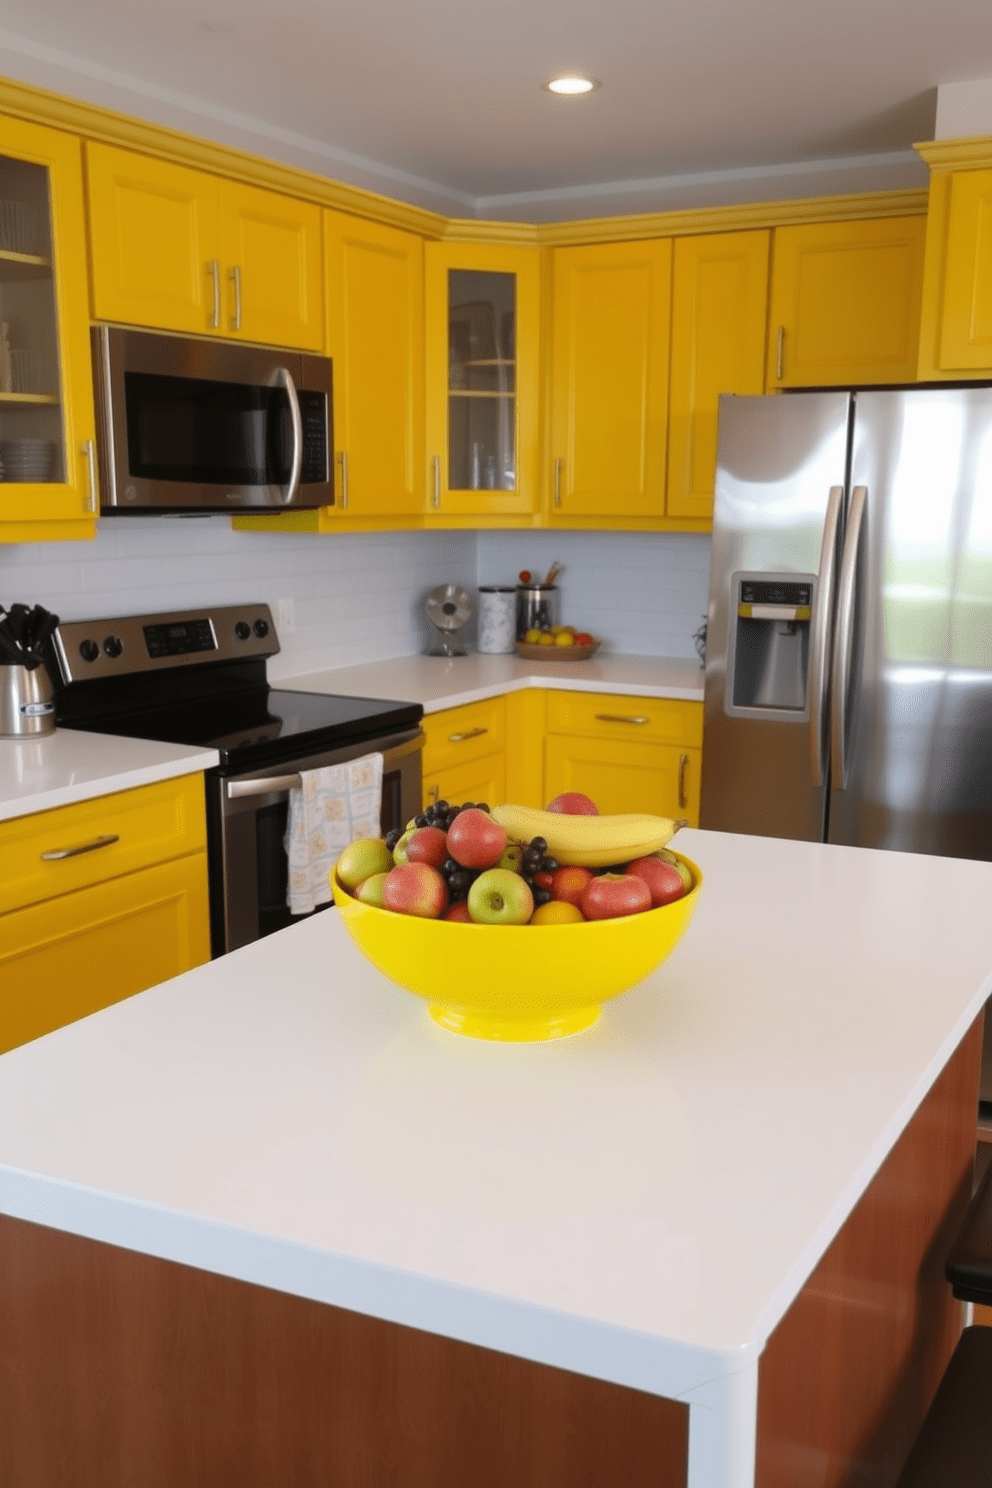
[1,828,990,1488]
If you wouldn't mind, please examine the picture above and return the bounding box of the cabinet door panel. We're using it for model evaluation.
[222,182,322,350]
[550,240,671,518]
[86,143,220,335]
[939,170,992,369]
[544,735,700,824]
[0,852,210,1054]
[325,211,423,514]
[423,754,506,815]
[668,230,769,521]
[768,218,925,388]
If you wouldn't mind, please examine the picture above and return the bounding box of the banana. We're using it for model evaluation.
[491,803,684,867]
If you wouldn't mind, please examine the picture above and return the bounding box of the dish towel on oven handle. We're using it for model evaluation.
[284,752,384,916]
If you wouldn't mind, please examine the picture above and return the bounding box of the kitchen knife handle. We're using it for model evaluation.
[830,484,868,792]
[42,834,119,862]
[274,366,303,506]
[339,449,349,510]
[432,454,440,509]
[595,713,649,725]
[776,325,785,381]
[230,264,242,332]
[809,484,843,789]
[207,260,220,329]
[678,753,689,810]
[448,727,488,743]
[82,439,98,513]
[554,457,563,508]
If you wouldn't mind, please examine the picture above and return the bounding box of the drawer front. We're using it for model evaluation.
[545,691,703,748]
[422,697,507,775]
[0,774,207,916]
[423,752,507,816]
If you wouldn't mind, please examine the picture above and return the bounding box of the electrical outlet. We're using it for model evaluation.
[277,597,296,635]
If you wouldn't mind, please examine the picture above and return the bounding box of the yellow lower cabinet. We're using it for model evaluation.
[0,852,210,1054]
[421,696,507,810]
[423,753,507,814]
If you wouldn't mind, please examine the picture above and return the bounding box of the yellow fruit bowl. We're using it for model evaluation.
[332,854,701,1042]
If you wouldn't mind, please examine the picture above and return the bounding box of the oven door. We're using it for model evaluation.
[209,727,423,955]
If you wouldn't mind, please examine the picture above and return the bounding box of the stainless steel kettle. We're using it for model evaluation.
[0,663,55,737]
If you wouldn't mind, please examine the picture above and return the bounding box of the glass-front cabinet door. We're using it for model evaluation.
[425,242,538,517]
[0,117,97,542]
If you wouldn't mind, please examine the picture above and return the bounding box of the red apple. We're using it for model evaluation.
[467,868,534,925]
[550,864,594,907]
[546,792,599,815]
[446,807,507,869]
[574,632,594,647]
[626,856,687,907]
[405,825,448,869]
[444,900,472,922]
[580,872,651,921]
[382,863,448,919]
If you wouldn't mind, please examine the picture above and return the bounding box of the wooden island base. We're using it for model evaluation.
[0,1019,981,1488]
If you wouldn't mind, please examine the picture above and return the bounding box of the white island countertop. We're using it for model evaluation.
[278,651,704,711]
[0,729,220,823]
[2,827,990,1457]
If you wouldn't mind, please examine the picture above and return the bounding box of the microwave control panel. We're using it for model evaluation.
[298,388,330,484]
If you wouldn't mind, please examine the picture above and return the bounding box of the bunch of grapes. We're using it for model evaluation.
[518,835,559,907]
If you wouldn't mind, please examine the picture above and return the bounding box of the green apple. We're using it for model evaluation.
[467,868,534,925]
[336,837,393,891]
[354,871,389,907]
[392,830,414,865]
[498,842,525,873]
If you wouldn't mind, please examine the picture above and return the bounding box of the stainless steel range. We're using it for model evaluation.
[47,605,423,956]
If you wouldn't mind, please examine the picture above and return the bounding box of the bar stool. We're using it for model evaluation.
[896,1157,992,1486]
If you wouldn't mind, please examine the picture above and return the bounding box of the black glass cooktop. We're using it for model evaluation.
[62,687,423,772]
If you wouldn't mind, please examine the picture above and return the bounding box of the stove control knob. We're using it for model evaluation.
[253,618,269,638]
[79,639,100,663]
[234,621,251,641]
[103,635,124,659]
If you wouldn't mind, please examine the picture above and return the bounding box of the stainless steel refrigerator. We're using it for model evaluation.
[700,387,992,1092]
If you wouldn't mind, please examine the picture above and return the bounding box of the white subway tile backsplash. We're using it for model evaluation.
[0,518,712,673]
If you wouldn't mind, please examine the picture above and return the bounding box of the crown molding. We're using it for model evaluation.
[914,135,992,171]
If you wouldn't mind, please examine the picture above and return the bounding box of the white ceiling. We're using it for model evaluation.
[0,0,990,220]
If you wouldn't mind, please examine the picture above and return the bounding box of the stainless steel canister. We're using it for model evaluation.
[477,586,517,654]
[0,664,55,737]
[516,584,560,639]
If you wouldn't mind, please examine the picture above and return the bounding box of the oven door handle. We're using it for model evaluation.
[224,731,424,799]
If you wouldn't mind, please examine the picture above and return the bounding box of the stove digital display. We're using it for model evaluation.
[143,618,216,659]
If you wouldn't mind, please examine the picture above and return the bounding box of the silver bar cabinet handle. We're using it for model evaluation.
[809,484,844,789]
[207,259,220,328]
[830,484,868,792]
[274,367,303,507]
[449,727,487,743]
[230,265,242,332]
[432,454,440,509]
[776,325,785,381]
[554,457,563,508]
[339,449,349,510]
[42,833,119,861]
[595,713,649,725]
[678,753,689,810]
[82,439,98,512]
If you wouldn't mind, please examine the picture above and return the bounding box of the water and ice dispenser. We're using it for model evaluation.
[727,575,813,716]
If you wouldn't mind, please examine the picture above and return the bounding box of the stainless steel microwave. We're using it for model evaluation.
[92,326,333,513]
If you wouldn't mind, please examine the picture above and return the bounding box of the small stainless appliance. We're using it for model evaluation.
[47,605,423,955]
[0,663,54,737]
[424,585,472,656]
[92,326,333,513]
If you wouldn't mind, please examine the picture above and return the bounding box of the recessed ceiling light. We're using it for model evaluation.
[544,75,599,96]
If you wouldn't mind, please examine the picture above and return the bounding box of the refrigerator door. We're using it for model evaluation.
[830,387,992,860]
[701,392,852,840]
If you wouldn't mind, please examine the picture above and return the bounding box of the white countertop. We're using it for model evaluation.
[279,652,705,712]
[0,729,219,823]
[2,828,990,1405]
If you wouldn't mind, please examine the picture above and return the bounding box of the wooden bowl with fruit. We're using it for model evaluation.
[332,793,700,1042]
[516,625,599,661]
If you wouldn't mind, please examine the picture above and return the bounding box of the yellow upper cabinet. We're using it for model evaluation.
[425,240,539,518]
[767,216,926,388]
[916,148,992,377]
[323,209,424,517]
[0,116,97,543]
[86,143,322,350]
[667,229,769,522]
[549,239,671,519]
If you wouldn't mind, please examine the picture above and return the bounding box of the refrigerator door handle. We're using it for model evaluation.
[830,483,868,791]
[809,484,844,788]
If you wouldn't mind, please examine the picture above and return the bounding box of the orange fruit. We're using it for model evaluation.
[530,900,585,925]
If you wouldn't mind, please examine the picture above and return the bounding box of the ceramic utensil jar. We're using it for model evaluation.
[477,586,517,653]
[516,584,560,639]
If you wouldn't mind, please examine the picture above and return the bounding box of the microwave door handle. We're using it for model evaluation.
[830,484,868,792]
[809,484,843,788]
[275,366,303,507]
